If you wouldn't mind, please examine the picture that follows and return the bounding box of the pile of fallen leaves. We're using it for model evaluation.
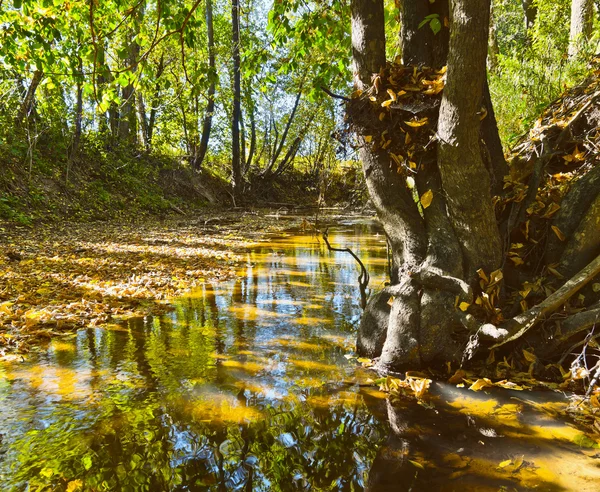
[348,61,445,192]
[497,71,600,296]
[0,213,293,358]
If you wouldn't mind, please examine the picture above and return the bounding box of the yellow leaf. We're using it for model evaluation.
[459,302,470,312]
[448,369,466,384]
[369,96,377,102]
[386,88,397,101]
[0,301,13,315]
[387,295,395,307]
[381,99,393,108]
[420,189,434,209]
[67,480,83,492]
[409,460,425,470]
[379,112,386,121]
[405,117,429,128]
[357,357,373,367]
[551,225,566,241]
[509,256,524,266]
[406,177,416,189]
[469,378,493,392]
[498,459,512,468]
[522,349,537,362]
[548,267,565,279]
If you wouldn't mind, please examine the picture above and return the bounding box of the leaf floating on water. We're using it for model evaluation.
[420,190,434,209]
[409,460,425,470]
[498,459,512,468]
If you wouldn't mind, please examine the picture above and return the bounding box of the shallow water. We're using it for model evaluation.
[0,220,599,491]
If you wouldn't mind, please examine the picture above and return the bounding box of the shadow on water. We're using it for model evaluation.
[1,219,599,491]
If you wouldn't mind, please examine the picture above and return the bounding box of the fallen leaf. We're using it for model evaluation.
[405,117,428,128]
[551,225,566,241]
[469,378,494,392]
[420,190,434,209]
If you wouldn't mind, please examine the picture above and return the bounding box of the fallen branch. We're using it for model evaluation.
[488,253,600,349]
[322,229,369,309]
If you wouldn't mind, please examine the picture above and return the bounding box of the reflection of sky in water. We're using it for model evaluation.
[1,220,599,491]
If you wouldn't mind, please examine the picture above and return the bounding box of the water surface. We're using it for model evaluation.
[1,220,599,491]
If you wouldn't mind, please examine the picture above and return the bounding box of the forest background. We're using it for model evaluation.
[0,0,597,224]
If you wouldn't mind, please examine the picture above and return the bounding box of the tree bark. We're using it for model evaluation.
[569,0,594,57]
[351,0,387,90]
[437,0,502,276]
[231,0,243,200]
[488,2,499,72]
[522,0,537,31]
[351,0,505,370]
[16,70,43,125]
[195,0,217,170]
[399,0,449,69]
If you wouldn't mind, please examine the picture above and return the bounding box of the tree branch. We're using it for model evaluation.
[322,229,370,309]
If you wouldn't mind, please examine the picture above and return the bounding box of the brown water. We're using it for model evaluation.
[0,220,599,491]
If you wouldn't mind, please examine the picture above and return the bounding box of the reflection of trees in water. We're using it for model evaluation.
[2,381,385,490]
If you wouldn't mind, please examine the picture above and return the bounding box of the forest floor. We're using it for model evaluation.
[0,211,305,359]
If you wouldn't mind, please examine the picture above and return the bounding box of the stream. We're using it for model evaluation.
[1,219,599,491]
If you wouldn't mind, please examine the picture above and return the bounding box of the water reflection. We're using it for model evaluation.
[0,220,599,491]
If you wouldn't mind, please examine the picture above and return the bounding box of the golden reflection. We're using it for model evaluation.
[228,305,288,320]
[292,316,331,326]
[172,395,263,424]
[266,339,324,352]
[288,359,339,372]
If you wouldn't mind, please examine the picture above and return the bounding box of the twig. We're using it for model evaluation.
[322,229,369,309]
[320,86,351,102]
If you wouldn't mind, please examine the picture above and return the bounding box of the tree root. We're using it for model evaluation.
[487,253,600,349]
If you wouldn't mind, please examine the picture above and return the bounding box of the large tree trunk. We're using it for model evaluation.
[569,0,594,57]
[231,0,243,201]
[437,0,502,276]
[352,0,503,370]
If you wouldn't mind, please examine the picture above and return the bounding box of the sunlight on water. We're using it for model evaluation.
[0,219,599,491]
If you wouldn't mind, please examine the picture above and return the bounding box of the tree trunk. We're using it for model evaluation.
[399,0,449,69]
[72,67,84,157]
[231,0,243,200]
[522,0,537,31]
[136,92,150,150]
[16,70,43,125]
[437,0,501,276]
[569,0,594,57]
[195,0,217,170]
[147,54,165,146]
[352,0,503,370]
[488,2,500,72]
[245,98,256,173]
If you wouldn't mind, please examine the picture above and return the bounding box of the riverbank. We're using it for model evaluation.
[0,211,311,358]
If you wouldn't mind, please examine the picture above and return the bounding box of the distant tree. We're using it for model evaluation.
[569,0,594,56]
